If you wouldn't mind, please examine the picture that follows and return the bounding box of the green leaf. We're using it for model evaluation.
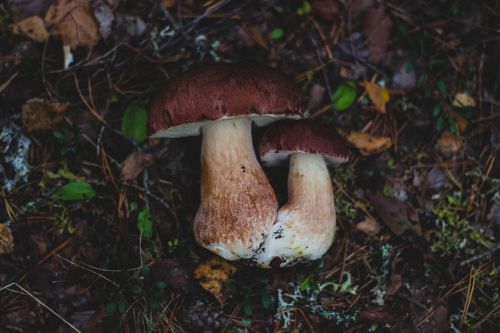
[51,181,96,201]
[332,81,357,111]
[432,104,442,118]
[437,80,447,96]
[105,302,116,313]
[121,103,148,142]
[130,285,142,294]
[260,293,273,309]
[270,28,284,40]
[243,297,252,316]
[138,207,153,238]
[297,1,311,15]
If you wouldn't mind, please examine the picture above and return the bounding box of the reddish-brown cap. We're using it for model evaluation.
[149,63,305,138]
[259,120,349,166]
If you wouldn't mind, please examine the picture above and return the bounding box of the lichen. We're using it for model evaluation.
[1,124,31,192]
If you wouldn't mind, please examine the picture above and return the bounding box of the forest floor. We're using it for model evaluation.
[1,0,499,332]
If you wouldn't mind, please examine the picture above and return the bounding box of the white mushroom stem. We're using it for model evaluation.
[257,152,336,267]
[194,117,277,261]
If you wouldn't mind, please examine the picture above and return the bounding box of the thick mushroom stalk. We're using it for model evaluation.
[194,117,277,260]
[256,153,335,267]
[257,120,348,267]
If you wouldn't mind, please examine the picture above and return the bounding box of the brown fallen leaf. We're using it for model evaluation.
[435,130,462,157]
[312,0,341,21]
[307,83,326,111]
[10,16,49,42]
[0,224,14,255]
[44,0,99,49]
[362,3,392,62]
[359,306,406,324]
[346,131,392,156]
[194,256,236,303]
[386,273,402,296]
[161,0,176,8]
[355,216,380,236]
[448,109,468,132]
[22,98,69,133]
[121,151,155,181]
[369,194,421,236]
[361,81,390,113]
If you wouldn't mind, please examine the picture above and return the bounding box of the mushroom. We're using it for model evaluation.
[149,63,304,261]
[256,120,349,267]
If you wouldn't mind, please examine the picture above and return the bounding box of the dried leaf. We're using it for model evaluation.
[362,81,390,113]
[346,131,392,155]
[0,224,14,255]
[386,273,402,296]
[369,194,421,236]
[22,98,69,133]
[452,93,476,107]
[10,16,49,42]
[362,4,392,62]
[307,83,326,111]
[448,109,468,132]
[121,152,155,181]
[161,0,176,8]
[355,216,380,236]
[194,256,236,303]
[44,0,99,49]
[435,130,462,157]
[312,0,341,21]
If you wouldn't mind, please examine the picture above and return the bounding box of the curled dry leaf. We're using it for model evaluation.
[346,131,392,156]
[355,216,381,236]
[194,256,237,303]
[22,98,69,133]
[361,81,390,113]
[435,130,462,157]
[44,0,99,49]
[362,3,392,62]
[121,151,155,181]
[10,16,49,42]
[312,0,341,21]
[0,224,14,255]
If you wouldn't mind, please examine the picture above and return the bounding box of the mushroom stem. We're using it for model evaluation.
[194,117,278,261]
[258,152,336,267]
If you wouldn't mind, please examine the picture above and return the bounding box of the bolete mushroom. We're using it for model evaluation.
[149,63,304,261]
[256,120,348,267]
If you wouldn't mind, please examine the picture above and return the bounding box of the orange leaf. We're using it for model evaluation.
[0,224,14,255]
[362,81,390,113]
[346,131,392,156]
[10,16,49,42]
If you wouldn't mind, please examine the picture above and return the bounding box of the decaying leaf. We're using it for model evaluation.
[369,194,421,236]
[22,98,69,133]
[0,224,14,255]
[161,0,176,8]
[435,130,462,157]
[346,131,392,155]
[362,4,392,62]
[121,152,155,181]
[356,216,381,236]
[386,273,402,296]
[194,256,237,303]
[312,0,341,21]
[452,93,476,108]
[10,16,49,42]
[361,81,390,113]
[448,109,468,132]
[44,0,99,49]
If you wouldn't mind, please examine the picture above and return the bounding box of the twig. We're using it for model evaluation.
[461,242,500,266]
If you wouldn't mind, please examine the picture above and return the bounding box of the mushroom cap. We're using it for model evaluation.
[149,62,305,138]
[259,120,349,167]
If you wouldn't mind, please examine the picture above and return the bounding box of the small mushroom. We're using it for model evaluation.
[149,63,305,261]
[256,120,349,267]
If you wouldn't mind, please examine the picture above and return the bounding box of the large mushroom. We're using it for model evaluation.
[256,120,349,267]
[149,63,304,261]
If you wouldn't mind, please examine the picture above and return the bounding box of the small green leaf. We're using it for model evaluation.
[297,1,311,15]
[118,301,126,313]
[260,293,273,309]
[121,103,148,142]
[270,28,284,40]
[105,302,116,313]
[138,207,153,238]
[243,297,252,316]
[437,80,447,96]
[51,181,96,201]
[130,285,142,294]
[155,281,166,289]
[432,104,442,117]
[332,81,357,111]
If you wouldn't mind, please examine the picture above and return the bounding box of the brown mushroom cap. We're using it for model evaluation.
[149,63,305,138]
[259,120,349,167]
